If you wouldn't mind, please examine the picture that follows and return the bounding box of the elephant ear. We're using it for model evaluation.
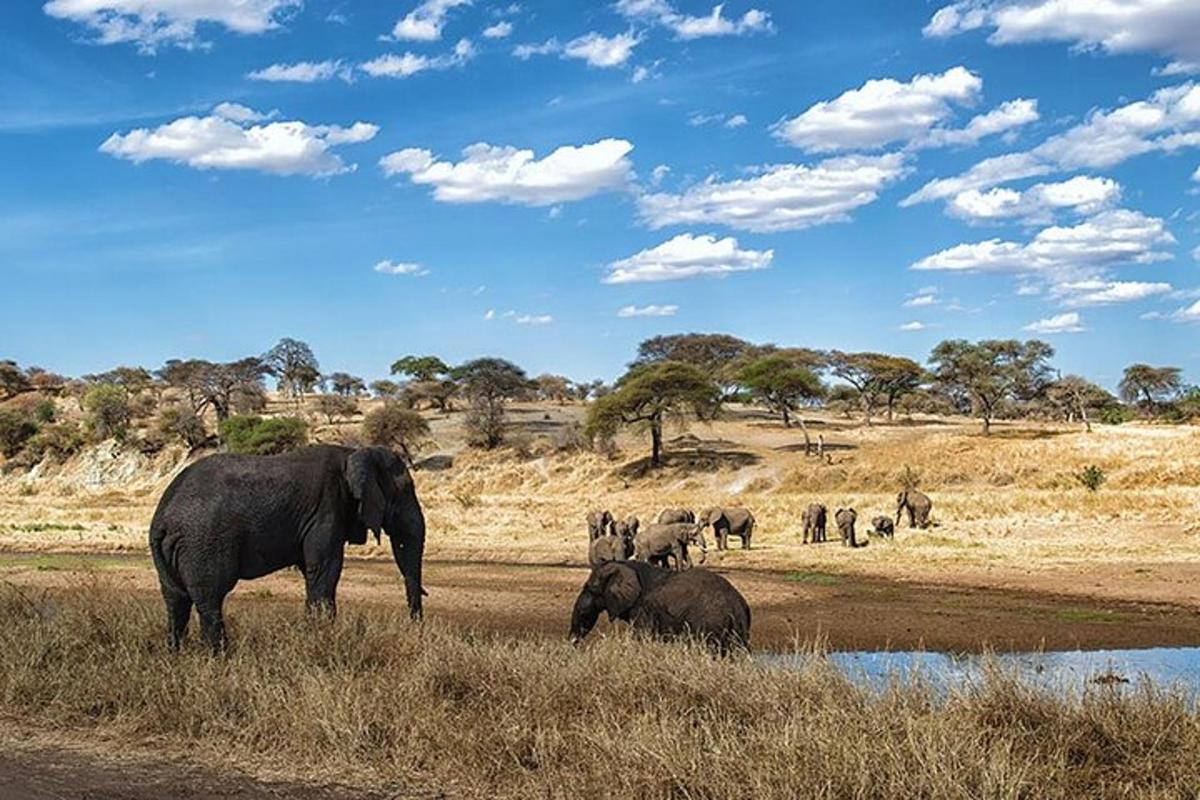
[598,563,641,620]
[346,448,387,540]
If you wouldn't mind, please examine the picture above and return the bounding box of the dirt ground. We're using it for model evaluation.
[4,553,1200,652]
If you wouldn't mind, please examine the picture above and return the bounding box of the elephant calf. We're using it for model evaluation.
[870,516,895,539]
[586,509,614,541]
[801,503,827,544]
[835,507,865,548]
[702,507,754,551]
[634,522,707,571]
[896,489,932,529]
[569,561,751,654]
[589,533,628,566]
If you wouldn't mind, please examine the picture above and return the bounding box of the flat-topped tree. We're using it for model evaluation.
[326,372,366,397]
[1046,374,1117,432]
[0,360,32,399]
[159,357,269,422]
[634,333,754,398]
[1119,364,1182,414]
[737,354,824,453]
[928,339,1055,435]
[586,361,721,467]
[824,352,925,425]
[391,355,450,382]
[263,338,320,404]
[451,358,532,448]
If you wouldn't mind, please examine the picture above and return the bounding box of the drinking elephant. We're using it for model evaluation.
[149,445,427,653]
[656,508,695,525]
[634,522,707,570]
[895,490,932,529]
[801,503,827,544]
[586,509,614,541]
[569,561,751,653]
[870,516,895,539]
[835,507,863,548]
[702,507,755,550]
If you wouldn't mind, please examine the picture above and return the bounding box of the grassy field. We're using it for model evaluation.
[3,402,1199,606]
[2,582,1199,799]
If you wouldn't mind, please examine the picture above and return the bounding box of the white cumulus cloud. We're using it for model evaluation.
[482,20,512,38]
[925,0,1200,76]
[373,260,430,276]
[1023,312,1085,334]
[380,138,634,205]
[603,233,772,283]
[615,0,772,39]
[99,104,378,177]
[617,304,680,317]
[1051,279,1172,306]
[248,60,351,83]
[360,38,475,78]
[513,31,640,67]
[390,0,470,41]
[947,176,1121,223]
[639,153,909,233]
[43,0,299,52]
[898,321,928,331]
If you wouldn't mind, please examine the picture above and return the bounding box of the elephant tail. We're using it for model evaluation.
[149,522,187,597]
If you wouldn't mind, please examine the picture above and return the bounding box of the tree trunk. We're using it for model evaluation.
[861,395,872,427]
[650,415,663,466]
[887,396,895,421]
[1080,400,1091,433]
[781,406,791,428]
[981,414,991,436]
[796,415,812,456]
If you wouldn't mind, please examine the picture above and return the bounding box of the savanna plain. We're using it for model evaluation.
[3,396,1200,797]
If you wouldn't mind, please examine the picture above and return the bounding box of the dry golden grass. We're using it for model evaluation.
[3,403,1200,605]
[1,581,1199,799]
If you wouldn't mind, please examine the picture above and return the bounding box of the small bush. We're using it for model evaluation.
[1095,405,1130,425]
[464,396,505,449]
[1075,464,1107,492]
[0,408,38,458]
[155,407,208,448]
[24,422,85,462]
[315,394,359,425]
[219,415,307,455]
[32,399,56,424]
[83,384,132,441]
[361,403,430,463]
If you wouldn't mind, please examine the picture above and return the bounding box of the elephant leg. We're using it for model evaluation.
[304,550,345,618]
[741,531,750,550]
[192,591,229,655]
[162,587,191,651]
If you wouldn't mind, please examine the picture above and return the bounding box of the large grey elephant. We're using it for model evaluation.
[586,509,614,541]
[702,507,754,550]
[656,508,695,525]
[569,561,751,653]
[149,445,426,652]
[895,490,932,529]
[634,522,707,570]
[801,503,827,544]
[835,507,863,548]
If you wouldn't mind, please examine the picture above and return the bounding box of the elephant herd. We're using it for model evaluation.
[800,489,933,548]
[585,506,756,571]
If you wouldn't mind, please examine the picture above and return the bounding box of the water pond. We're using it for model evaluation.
[760,647,1200,697]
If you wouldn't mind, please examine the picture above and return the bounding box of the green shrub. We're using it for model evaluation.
[155,407,208,448]
[219,415,307,455]
[361,403,430,463]
[24,422,85,461]
[0,408,38,458]
[1075,464,1106,492]
[1095,405,1130,425]
[32,399,56,424]
[83,384,132,441]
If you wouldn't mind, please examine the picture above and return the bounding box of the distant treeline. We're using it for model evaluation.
[1,333,1197,469]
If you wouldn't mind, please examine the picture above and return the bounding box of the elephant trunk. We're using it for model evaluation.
[569,590,601,644]
[694,524,708,564]
[388,490,427,619]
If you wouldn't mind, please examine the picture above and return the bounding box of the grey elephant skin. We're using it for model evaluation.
[586,509,614,541]
[801,503,827,544]
[703,507,754,550]
[569,561,751,653]
[870,515,895,539]
[589,532,630,566]
[835,507,863,548]
[896,490,932,529]
[149,445,426,652]
[634,522,707,570]
[656,508,695,525]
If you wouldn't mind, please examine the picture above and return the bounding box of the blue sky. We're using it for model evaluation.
[2,0,1199,388]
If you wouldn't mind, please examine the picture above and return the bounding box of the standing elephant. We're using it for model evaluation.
[149,445,426,653]
[895,489,932,529]
[870,516,895,539]
[589,532,626,566]
[656,508,695,525]
[569,561,751,653]
[613,516,639,558]
[801,503,827,544]
[634,522,707,570]
[835,507,862,548]
[586,509,614,541]
[702,507,755,551]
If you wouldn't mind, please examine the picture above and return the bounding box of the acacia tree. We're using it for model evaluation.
[264,338,320,404]
[737,355,824,453]
[391,355,450,382]
[159,357,269,422]
[362,403,432,464]
[327,372,366,397]
[1046,374,1115,432]
[585,362,721,467]
[824,351,896,425]
[451,358,531,448]
[634,333,755,398]
[535,374,572,404]
[928,339,1055,435]
[0,360,31,399]
[392,355,456,412]
[1119,364,1182,414]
